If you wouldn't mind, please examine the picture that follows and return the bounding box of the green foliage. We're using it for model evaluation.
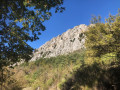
[85,11,120,64]
[0,0,65,69]
[33,50,84,68]
[58,78,66,89]
[60,62,120,90]
[100,53,117,65]
[90,15,101,24]
[59,10,120,90]
[13,50,85,89]
[47,78,54,86]
[0,1,65,89]
[20,62,29,67]
[60,10,120,90]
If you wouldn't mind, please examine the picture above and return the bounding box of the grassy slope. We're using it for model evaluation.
[13,49,85,90]
[13,49,120,90]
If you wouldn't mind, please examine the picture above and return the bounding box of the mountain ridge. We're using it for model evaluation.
[31,24,88,61]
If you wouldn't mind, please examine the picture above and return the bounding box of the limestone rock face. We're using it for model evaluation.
[31,24,88,61]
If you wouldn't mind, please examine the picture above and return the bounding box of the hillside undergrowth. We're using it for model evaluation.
[13,49,85,90]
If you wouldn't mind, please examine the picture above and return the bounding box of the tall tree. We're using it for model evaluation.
[0,0,65,69]
[85,11,120,64]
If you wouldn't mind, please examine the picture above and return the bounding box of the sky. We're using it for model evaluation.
[28,0,120,49]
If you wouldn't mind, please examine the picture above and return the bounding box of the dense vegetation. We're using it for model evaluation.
[0,0,64,89]
[2,11,120,90]
[85,12,120,65]
[60,11,120,90]
[12,49,85,90]
[1,2,120,89]
[0,0,64,68]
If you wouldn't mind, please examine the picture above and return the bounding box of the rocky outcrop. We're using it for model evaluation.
[31,24,88,61]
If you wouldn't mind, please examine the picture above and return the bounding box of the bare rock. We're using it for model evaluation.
[31,24,88,61]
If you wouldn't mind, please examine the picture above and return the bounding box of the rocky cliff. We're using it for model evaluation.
[31,24,88,61]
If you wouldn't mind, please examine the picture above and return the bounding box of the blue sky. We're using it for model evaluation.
[28,0,120,49]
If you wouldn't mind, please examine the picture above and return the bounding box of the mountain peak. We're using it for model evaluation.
[31,24,88,61]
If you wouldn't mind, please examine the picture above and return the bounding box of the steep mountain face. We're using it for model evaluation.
[31,24,88,61]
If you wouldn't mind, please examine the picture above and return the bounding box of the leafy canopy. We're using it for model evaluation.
[85,10,120,63]
[0,0,65,69]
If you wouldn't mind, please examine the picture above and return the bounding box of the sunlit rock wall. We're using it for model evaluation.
[31,24,88,61]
